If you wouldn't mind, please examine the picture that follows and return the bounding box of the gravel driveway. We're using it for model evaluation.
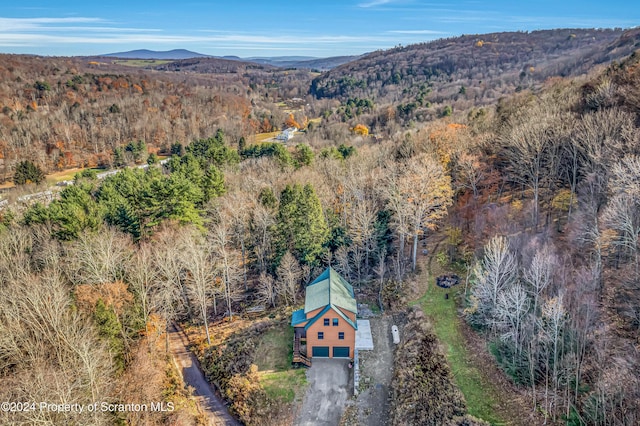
[353,315,395,426]
[294,359,353,426]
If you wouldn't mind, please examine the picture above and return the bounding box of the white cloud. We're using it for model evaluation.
[0,17,103,31]
[358,0,398,8]
[0,33,401,47]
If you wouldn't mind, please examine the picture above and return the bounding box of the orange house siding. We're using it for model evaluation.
[306,307,356,358]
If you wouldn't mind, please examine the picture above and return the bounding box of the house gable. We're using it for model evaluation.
[304,304,357,331]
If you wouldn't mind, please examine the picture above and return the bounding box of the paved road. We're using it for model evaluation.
[295,358,352,426]
[168,324,240,426]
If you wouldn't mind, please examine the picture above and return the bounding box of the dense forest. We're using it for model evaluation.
[1,27,639,425]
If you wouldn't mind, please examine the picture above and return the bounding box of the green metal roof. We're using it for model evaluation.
[304,267,357,315]
[291,309,307,326]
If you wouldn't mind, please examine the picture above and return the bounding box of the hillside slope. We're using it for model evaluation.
[310,28,640,107]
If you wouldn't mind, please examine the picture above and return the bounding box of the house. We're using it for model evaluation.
[276,127,297,141]
[291,267,357,366]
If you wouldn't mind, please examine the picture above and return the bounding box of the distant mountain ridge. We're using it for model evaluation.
[101,49,211,60]
[100,50,358,70]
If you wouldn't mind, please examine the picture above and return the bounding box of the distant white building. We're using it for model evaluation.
[276,127,297,142]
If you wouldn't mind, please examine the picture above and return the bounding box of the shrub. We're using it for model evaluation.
[13,160,45,185]
[225,365,269,425]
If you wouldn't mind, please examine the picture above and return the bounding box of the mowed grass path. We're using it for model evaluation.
[254,322,307,403]
[413,275,505,425]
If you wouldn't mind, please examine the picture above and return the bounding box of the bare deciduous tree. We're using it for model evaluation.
[346,190,377,281]
[126,243,159,338]
[496,283,530,364]
[539,294,566,422]
[257,271,277,308]
[219,192,253,290]
[501,102,564,228]
[0,273,114,425]
[182,231,218,345]
[385,154,453,272]
[0,225,33,283]
[251,203,276,274]
[455,152,485,198]
[602,156,640,272]
[523,244,556,319]
[209,218,242,320]
[276,251,302,306]
[66,228,131,285]
[466,235,518,333]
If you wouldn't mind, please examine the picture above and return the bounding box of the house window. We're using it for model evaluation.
[318,332,324,340]
[333,318,339,326]
[338,332,345,340]
[324,318,330,326]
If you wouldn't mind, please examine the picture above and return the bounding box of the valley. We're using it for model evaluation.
[0,26,640,426]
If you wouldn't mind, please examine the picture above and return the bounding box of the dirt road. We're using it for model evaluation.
[168,324,240,426]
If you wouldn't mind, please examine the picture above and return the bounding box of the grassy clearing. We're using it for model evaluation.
[254,322,307,404]
[260,370,307,402]
[45,167,104,184]
[412,274,505,425]
[254,323,294,370]
[254,131,279,143]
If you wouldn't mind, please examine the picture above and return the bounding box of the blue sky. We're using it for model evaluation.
[1,1,638,57]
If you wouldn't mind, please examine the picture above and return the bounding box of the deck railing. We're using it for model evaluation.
[292,334,311,367]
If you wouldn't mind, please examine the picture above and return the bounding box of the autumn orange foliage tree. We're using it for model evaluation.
[284,113,300,129]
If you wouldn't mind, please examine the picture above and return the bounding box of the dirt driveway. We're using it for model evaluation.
[350,315,397,426]
[295,359,353,426]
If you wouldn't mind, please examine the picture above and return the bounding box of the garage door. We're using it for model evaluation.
[312,346,329,357]
[333,347,350,358]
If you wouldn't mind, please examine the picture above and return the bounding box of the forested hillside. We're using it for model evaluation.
[0,55,311,182]
[0,27,639,425]
[311,28,640,127]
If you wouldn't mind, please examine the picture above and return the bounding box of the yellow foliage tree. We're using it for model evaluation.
[352,124,369,136]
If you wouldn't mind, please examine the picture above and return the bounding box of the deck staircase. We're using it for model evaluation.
[292,334,311,367]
